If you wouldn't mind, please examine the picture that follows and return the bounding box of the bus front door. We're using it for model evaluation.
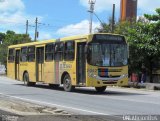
[15,50,20,80]
[77,42,86,85]
[36,47,44,82]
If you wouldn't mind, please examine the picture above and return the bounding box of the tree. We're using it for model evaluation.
[143,8,160,82]
[0,32,5,43]
[0,32,6,65]
[0,30,32,67]
[97,17,113,33]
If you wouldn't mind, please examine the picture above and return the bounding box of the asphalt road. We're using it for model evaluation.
[0,76,160,116]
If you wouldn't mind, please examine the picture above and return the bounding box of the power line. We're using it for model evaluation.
[93,12,103,25]
[28,25,35,27]
[38,22,50,26]
[0,16,102,38]
[44,18,82,23]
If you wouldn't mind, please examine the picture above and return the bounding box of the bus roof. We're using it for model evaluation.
[8,33,125,48]
[8,39,56,49]
[59,34,89,41]
[59,33,124,41]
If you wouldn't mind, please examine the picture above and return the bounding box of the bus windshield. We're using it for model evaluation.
[87,35,128,67]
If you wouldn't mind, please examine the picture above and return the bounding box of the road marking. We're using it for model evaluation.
[75,88,160,105]
[0,92,110,115]
[91,95,160,105]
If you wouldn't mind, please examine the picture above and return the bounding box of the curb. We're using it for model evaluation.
[128,82,160,90]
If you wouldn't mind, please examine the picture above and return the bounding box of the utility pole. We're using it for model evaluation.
[34,17,38,42]
[111,4,115,33]
[26,20,28,35]
[88,0,96,34]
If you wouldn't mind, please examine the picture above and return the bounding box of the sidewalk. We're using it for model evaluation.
[0,94,120,121]
[128,81,160,90]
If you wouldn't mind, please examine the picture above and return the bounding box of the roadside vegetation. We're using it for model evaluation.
[0,31,31,67]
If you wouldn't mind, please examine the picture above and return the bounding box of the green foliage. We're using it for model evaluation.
[0,30,31,66]
[97,17,113,33]
[97,23,112,33]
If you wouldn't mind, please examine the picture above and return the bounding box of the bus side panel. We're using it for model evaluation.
[27,62,36,82]
[19,62,27,81]
[85,64,97,87]
[19,62,36,82]
[71,61,77,86]
[44,62,54,84]
[7,63,15,79]
[59,61,77,86]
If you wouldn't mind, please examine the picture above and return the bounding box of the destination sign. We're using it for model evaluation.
[95,35,124,41]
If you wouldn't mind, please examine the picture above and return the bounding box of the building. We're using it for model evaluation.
[120,0,137,21]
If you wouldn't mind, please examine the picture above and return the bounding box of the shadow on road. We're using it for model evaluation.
[14,83,146,96]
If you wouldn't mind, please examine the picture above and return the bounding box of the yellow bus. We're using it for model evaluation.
[7,33,128,92]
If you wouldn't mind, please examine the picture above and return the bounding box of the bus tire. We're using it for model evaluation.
[95,86,106,93]
[23,72,32,86]
[63,74,75,92]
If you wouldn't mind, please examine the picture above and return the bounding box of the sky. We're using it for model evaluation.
[0,0,160,40]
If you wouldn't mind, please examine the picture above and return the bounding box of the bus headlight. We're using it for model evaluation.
[121,74,128,78]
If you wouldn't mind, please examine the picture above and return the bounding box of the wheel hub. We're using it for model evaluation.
[65,79,70,88]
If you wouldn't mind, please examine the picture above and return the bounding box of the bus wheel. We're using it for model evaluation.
[95,86,106,93]
[63,74,75,92]
[23,72,31,86]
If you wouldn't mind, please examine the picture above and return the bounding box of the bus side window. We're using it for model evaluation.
[45,43,54,61]
[64,41,75,61]
[8,49,15,63]
[55,42,64,61]
[28,46,35,62]
[20,47,28,62]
